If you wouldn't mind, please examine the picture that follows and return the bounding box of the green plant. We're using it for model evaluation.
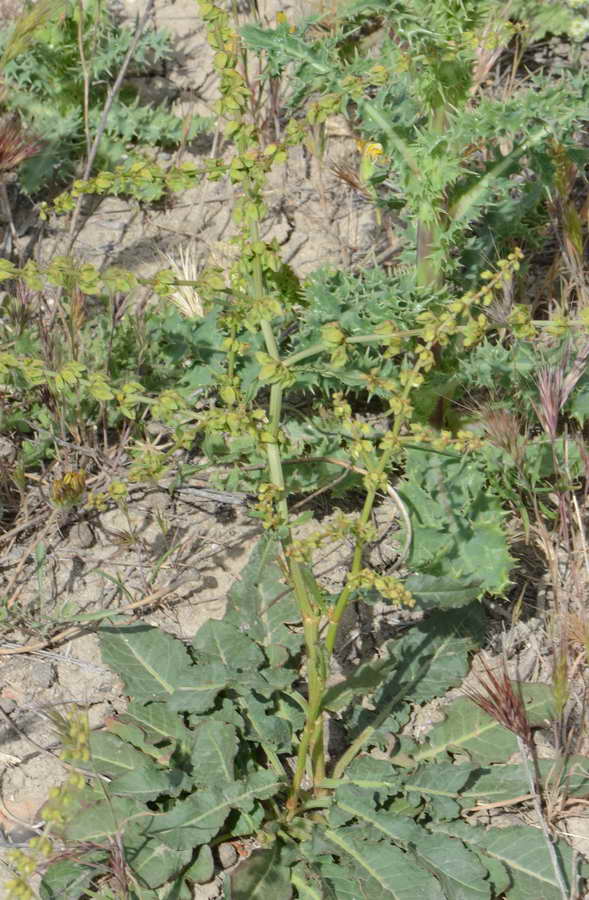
[0,0,210,193]
[4,1,589,896]
[7,535,589,899]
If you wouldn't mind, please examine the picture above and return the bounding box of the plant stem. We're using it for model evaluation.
[248,215,326,813]
[517,736,570,900]
[324,366,419,658]
[283,329,421,368]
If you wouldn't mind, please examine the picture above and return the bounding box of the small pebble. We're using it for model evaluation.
[30,661,56,689]
[6,825,38,845]
[0,437,16,463]
[71,521,95,549]
[217,841,238,869]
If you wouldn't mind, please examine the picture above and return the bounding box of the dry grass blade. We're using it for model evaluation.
[0,116,43,173]
[161,243,204,318]
[463,654,533,747]
[0,0,64,68]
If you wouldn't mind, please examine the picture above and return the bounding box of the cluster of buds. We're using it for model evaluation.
[256,352,297,388]
[85,480,128,513]
[202,404,268,441]
[406,423,483,454]
[347,567,414,606]
[5,709,91,898]
[321,322,349,368]
[287,512,377,563]
[255,482,285,530]
[50,470,87,509]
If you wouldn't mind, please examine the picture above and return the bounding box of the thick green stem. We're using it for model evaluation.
[283,329,421,368]
[416,104,448,292]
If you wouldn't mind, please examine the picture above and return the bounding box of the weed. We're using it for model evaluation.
[2,0,589,898]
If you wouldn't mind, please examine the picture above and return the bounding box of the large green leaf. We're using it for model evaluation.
[412,832,491,900]
[146,787,230,850]
[335,606,484,747]
[39,855,107,900]
[412,683,554,765]
[224,534,302,666]
[104,719,161,760]
[64,796,149,842]
[240,690,293,753]
[184,845,215,885]
[332,780,493,898]
[291,858,337,899]
[322,827,445,899]
[405,574,483,609]
[167,662,230,713]
[109,759,188,800]
[149,771,284,851]
[402,761,480,819]
[229,844,293,899]
[398,449,512,595]
[332,756,403,791]
[192,618,266,669]
[99,625,193,698]
[75,731,149,778]
[332,784,426,839]
[122,699,192,747]
[433,820,586,900]
[456,756,589,809]
[123,825,192,890]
